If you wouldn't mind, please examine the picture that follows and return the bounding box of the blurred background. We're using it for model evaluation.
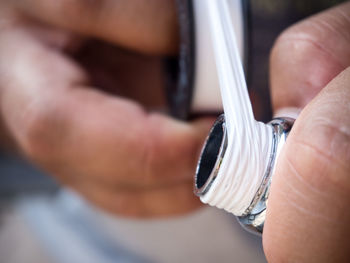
[0,0,345,262]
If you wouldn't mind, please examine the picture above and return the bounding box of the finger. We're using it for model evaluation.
[6,0,179,55]
[270,1,350,114]
[264,67,350,262]
[67,178,201,217]
[0,24,212,189]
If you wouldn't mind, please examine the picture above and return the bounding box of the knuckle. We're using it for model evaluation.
[270,15,349,107]
[271,23,319,63]
[271,9,350,65]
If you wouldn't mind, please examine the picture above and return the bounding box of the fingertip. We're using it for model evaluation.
[273,107,301,119]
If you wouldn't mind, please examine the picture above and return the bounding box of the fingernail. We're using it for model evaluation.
[274,107,301,119]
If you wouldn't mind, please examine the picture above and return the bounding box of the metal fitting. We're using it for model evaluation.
[194,115,294,234]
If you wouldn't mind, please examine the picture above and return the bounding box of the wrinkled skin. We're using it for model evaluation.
[266,2,350,262]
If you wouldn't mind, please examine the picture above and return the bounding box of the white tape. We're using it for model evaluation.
[199,0,273,216]
[191,0,244,112]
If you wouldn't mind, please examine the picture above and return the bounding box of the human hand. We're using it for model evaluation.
[265,2,350,262]
[0,0,213,217]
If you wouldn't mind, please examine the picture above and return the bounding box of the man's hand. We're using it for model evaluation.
[0,0,213,217]
[265,2,350,262]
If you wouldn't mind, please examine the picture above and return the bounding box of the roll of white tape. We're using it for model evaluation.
[191,0,245,113]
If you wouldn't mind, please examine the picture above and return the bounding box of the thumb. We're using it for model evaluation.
[264,67,350,262]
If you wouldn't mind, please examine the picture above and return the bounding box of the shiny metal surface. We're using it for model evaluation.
[194,114,227,196]
[238,118,294,234]
[194,116,294,235]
